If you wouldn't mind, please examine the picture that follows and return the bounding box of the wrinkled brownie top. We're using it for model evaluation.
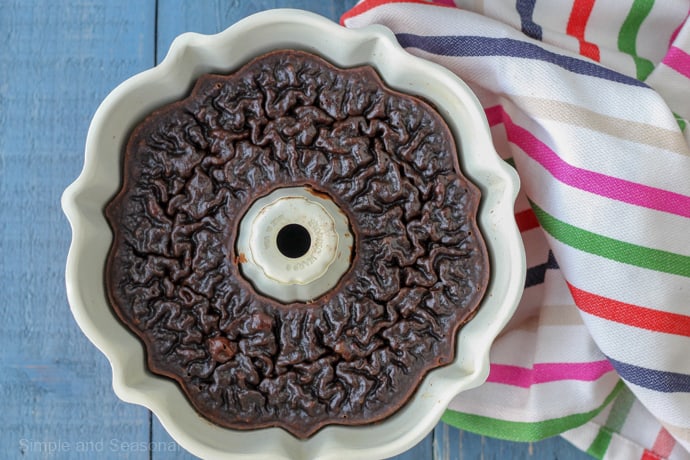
[105,50,489,438]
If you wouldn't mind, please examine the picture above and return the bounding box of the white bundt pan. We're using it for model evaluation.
[62,9,525,460]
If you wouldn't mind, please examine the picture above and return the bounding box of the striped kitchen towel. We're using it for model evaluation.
[342,1,690,459]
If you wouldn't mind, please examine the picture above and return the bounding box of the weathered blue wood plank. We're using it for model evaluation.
[0,1,155,458]
[156,0,355,60]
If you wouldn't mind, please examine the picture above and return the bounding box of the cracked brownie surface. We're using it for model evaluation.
[105,50,489,438]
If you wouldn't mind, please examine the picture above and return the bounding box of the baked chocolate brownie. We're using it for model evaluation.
[105,50,489,438]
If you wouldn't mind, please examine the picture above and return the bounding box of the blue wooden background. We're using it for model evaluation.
[0,1,595,458]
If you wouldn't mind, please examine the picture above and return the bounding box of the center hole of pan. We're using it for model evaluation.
[276,224,311,259]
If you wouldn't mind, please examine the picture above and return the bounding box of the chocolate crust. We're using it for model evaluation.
[105,49,489,438]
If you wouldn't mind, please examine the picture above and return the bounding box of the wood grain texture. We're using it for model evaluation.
[0,1,156,458]
[0,0,593,458]
[156,0,353,60]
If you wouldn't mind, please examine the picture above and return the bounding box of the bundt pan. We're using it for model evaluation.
[62,9,525,460]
